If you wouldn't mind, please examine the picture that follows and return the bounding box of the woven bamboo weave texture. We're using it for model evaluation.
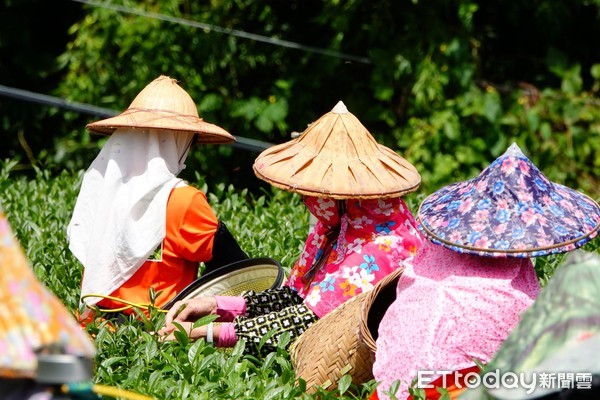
[253,101,420,199]
[87,75,235,143]
[290,290,375,391]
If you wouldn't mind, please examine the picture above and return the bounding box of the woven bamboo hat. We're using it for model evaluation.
[253,101,420,199]
[86,75,235,144]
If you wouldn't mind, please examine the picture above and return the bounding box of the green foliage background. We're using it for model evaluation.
[0,161,379,399]
[2,0,600,197]
[2,0,600,398]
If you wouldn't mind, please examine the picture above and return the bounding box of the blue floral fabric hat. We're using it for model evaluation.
[417,143,600,257]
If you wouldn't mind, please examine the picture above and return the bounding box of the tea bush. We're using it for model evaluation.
[0,163,598,399]
[0,162,378,399]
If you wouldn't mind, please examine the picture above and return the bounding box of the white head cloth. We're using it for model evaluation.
[68,128,195,306]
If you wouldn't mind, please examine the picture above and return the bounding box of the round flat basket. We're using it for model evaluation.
[289,289,374,392]
[162,257,284,310]
[359,267,404,362]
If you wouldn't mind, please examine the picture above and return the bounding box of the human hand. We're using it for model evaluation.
[158,297,218,338]
[158,321,220,343]
[165,296,218,325]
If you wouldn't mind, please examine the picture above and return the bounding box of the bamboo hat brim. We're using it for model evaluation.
[86,75,236,144]
[253,101,421,199]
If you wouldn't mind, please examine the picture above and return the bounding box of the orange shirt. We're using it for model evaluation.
[97,185,218,312]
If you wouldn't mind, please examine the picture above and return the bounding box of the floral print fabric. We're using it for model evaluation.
[418,143,600,257]
[0,209,95,378]
[286,196,423,318]
[373,240,540,400]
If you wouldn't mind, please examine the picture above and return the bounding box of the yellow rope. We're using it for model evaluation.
[60,383,155,400]
[81,294,167,313]
[92,384,155,400]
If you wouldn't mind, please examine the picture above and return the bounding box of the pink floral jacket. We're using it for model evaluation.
[286,196,423,317]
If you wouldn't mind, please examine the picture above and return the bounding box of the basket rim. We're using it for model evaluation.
[289,291,373,391]
[161,257,283,310]
[359,267,405,355]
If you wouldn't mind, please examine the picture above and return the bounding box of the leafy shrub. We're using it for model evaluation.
[0,163,378,398]
[13,0,592,200]
[0,163,598,399]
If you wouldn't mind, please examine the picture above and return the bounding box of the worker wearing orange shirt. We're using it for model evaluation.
[67,76,247,319]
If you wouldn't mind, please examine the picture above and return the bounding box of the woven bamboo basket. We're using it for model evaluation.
[289,291,374,391]
[290,268,404,392]
[358,267,404,362]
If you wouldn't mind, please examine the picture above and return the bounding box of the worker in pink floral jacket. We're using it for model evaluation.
[159,101,423,356]
[372,143,600,400]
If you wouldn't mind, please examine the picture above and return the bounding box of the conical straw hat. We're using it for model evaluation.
[253,101,421,199]
[418,143,600,257]
[0,208,95,379]
[86,75,235,144]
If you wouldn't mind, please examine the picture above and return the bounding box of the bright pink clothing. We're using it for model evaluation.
[373,240,540,400]
[213,296,246,347]
[286,197,423,318]
[215,296,246,321]
[216,323,237,348]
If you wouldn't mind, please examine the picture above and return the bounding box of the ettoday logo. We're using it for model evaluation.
[416,369,594,395]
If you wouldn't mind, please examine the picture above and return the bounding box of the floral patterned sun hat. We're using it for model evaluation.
[0,207,96,378]
[417,143,600,257]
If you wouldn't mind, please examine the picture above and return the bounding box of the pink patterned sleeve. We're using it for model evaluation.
[214,296,246,321]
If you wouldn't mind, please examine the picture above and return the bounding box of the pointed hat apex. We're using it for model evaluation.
[86,75,235,144]
[417,143,600,257]
[331,101,348,114]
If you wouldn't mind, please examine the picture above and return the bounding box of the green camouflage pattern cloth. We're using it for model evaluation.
[461,250,600,400]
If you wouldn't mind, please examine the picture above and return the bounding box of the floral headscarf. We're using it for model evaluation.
[286,196,423,317]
